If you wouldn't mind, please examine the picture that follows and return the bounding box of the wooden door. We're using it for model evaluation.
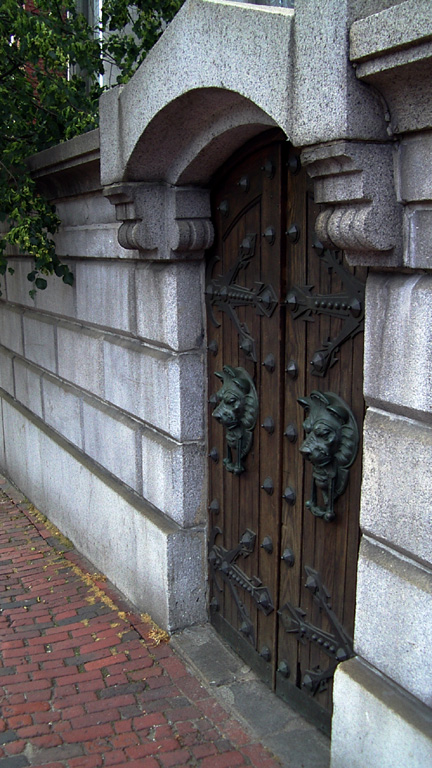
[206,131,365,732]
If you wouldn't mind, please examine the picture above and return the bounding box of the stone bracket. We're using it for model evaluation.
[104,182,214,260]
[301,140,403,267]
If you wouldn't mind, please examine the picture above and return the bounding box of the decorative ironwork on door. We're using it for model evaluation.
[206,131,365,733]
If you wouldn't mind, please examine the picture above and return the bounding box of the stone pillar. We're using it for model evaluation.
[329,3,432,766]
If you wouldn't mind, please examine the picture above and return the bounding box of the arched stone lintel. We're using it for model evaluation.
[125,89,278,187]
[101,0,403,267]
[100,0,295,188]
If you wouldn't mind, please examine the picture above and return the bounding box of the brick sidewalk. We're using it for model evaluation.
[0,476,280,768]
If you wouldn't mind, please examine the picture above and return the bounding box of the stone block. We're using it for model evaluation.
[57,323,104,398]
[33,266,76,318]
[28,129,101,198]
[14,359,43,418]
[331,657,432,768]
[23,313,56,373]
[0,348,15,396]
[292,0,388,147]
[351,2,432,135]
[103,336,204,441]
[141,430,205,527]
[75,261,136,333]
[4,259,34,307]
[82,398,139,491]
[361,408,432,568]
[53,222,132,260]
[42,376,83,448]
[0,304,23,355]
[350,1,432,63]
[404,207,432,271]
[1,395,207,630]
[55,192,116,227]
[354,537,432,707]
[135,261,204,351]
[398,131,432,204]
[364,272,432,418]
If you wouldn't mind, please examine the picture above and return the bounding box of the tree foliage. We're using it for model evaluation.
[0,0,182,296]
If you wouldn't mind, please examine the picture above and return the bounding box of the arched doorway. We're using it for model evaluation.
[206,131,365,732]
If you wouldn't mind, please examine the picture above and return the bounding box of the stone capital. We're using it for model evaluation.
[103,182,214,260]
[301,140,402,266]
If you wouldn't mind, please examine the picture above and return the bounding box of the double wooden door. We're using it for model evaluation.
[206,132,365,731]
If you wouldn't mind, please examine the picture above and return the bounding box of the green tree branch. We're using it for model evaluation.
[0,0,182,297]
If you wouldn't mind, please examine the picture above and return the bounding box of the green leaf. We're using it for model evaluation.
[62,271,74,286]
[0,0,184,291]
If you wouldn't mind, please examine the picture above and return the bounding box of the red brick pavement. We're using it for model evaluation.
[0,477,281,768]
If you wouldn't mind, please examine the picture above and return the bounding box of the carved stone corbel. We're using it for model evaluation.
[104,182,214,259]
[301,141,403,267]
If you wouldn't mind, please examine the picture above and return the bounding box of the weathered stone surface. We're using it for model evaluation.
[331,657,432,768]
[0,304,23,355]
[23,313,57,373]
[364,273,432,419]
[4,259,35,308]
[404,208,432,271]
[302,140,402,265]
[42,376,83,448]
[55,192,116,227]
[361,408,432,568]
[28,129,101,198]
[6,256,76,317]
[292,0,388,147]
[1,394,206,630]
[0,347,15,397]
[82,398,140,491]
[13,359,43,418]
[103,336,204,440]
[398,131,432,203]
[141,430,205,527]
[395,133,432,269]
[53,222,129,260]
[351,1,432,134]
[100,0,293,185]
[350,0,432,63]
[355,537,432,707]
[57,323,105,398]
[135,261,204,350]
[75,261,137,333]
[105,184,213,260]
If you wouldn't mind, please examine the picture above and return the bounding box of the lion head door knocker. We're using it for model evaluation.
[298,391,359,522]
[212,365,258,475]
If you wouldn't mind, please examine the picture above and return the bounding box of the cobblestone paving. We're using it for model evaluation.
[0,476,280,768]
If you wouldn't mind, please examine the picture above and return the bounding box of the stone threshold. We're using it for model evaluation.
[171,624,330,768]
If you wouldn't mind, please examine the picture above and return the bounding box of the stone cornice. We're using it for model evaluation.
[350,1,432,135]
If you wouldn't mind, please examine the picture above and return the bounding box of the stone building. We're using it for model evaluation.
[1,0,431,764]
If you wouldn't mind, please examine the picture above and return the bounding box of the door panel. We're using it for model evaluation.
[206,131,365,731]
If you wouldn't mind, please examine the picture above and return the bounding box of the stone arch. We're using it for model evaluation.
[125,88,279,186]
[100,0,295,187]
